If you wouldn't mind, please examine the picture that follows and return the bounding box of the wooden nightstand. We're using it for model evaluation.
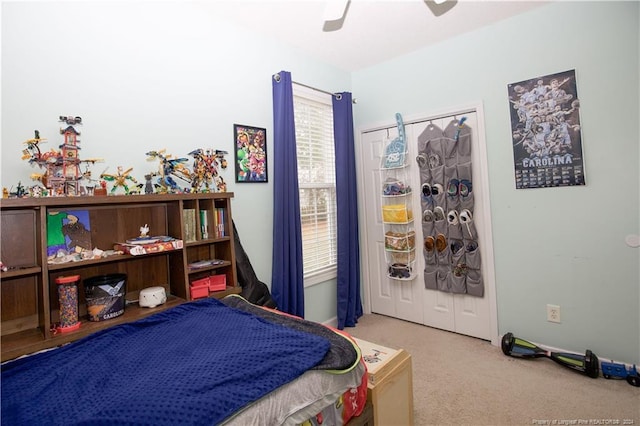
[354,338,414,426]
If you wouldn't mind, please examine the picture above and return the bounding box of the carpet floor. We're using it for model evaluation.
[345,313,639,425]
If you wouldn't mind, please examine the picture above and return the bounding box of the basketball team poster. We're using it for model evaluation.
[507,69,585,189]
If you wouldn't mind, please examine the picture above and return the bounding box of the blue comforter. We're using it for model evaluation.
[1,298,330,425]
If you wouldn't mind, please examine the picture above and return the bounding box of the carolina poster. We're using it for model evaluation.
[508,69,585,189]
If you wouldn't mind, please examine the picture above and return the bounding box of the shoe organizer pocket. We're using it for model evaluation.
[444,164,458,187]
[422,243,438,265]
[450,240,466,265]
[423,247,437,266]
[460,215,477,240]
[422,221,435,239]
[457,162,472,182]
[424,267,438,290]
[430,165,445,186]
[443,137,458,167]
[465,240,482,270]
[446,194,461,212]
[460,191,474,211]
[436,268,449,292]
[432,192,446,209]
[419,167,432,185]
[434,217,447,236]
[448,222,463,240]
[448,272,467,294]
[456,130,471,163]
[466,270,484,297]
[421,197,434,214]
[436,244,450,266]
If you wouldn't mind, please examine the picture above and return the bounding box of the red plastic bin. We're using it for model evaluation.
[190,278,210,299]
[209,275,226,292]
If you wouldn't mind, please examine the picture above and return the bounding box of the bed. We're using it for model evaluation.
[1,295,370,426]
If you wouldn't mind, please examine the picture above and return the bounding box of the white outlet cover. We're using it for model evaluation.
[547,304,561,323]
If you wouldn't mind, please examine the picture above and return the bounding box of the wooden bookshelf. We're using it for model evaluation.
[1,193,239,362]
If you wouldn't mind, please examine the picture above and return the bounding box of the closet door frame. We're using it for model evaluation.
[356,102,499,347]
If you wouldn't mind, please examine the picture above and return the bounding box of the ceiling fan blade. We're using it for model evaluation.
[424,0,457,17]
[323,0,349,22]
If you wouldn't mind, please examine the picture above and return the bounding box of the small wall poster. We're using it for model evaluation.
[508,69,585,189]
[47,210,92,256]
[234,124,268,183]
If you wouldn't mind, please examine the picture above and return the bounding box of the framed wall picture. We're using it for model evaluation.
[234,124,268,183]
[508,69,585,189]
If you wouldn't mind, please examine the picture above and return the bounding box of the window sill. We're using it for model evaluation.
[304,267,337,288]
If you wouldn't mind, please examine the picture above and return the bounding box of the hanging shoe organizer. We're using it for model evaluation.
[381,113,416,281]
[417,117,484,296]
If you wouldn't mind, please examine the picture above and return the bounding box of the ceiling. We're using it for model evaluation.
[205,0,549,72]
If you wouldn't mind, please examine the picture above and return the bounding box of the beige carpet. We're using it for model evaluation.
[345,313,639,426]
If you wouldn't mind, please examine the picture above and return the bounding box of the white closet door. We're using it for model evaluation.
[414,112,492,340]
[360,127,423,324]
[358,108,497,343]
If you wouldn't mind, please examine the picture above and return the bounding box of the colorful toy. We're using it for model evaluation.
[601,361,640,387]
[146,173,159,194]
[188,148,228,192]
[501,332,599,378]
[78,158,104,196]
[21,117,102,196]
[145,150,192,193]
[100,166,138,195]
[8,182,28,198]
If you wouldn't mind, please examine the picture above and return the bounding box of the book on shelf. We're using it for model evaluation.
[183,209,197,242]
[188,259,225,269]
[213,208,226,238]
[200,210,209,239]
[114,238,183,256]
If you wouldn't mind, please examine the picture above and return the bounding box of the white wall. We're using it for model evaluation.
[353,1,639,364]
[0,1,348,323]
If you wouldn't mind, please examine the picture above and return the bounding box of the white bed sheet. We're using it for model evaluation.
[223,360,366,426]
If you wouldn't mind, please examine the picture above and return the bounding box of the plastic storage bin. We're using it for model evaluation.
[382,205,413,223]
[84,273,127,322]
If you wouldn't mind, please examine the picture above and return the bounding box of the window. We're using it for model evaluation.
[293,84,337,286]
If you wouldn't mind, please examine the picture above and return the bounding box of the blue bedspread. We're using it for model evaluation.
[1,298,330,426]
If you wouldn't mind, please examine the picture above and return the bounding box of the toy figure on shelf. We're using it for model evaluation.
[145,149,192,193]
[141,173,159,194]
[78,158,104,196]
[21,130,59,187]
[56,118,83,195]
[100,166,138,195]
[59,116,82,126]
[188,148,228,192]
[29,185,44,198]
[20,117,90,196]
[8,182,28,198]
[216,176,227,192]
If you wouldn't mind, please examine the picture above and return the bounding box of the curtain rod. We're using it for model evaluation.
[293,80,358,104]
[272,73,357,103]
[362,108,476,134]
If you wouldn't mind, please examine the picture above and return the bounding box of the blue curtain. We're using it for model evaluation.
[333,92,363,329]
[271,71,305,317]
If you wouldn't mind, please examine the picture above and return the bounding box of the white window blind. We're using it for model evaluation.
[293,84,337,285]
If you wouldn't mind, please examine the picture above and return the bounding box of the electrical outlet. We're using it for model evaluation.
[547,304,561,323]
